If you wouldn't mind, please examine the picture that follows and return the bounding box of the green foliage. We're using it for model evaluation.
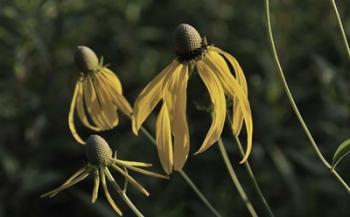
[332,138,350,169]
[0,0,349,217]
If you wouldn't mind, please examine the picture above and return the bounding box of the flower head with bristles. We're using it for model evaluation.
[42,135,168,216]
[132,23,253,174]
[69,46,133,145]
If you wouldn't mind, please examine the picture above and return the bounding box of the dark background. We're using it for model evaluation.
[0,0,349,216]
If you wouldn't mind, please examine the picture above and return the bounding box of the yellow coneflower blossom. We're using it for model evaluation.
[132,24,253,174]
[69,46,132,144]
[41,135,167,216]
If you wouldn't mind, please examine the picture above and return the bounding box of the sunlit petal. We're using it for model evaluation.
[132,60,179,135]
[76,80,102,131]
[156,103,173,174]
[100,167,123,216]
[94,73,119,128]
[205,51,253,163]
[42,166,92,198]
[99,69,132,116]
[212,47,247,135]
[195,61,226,154]
[163,64,190,171]
[83,77,108,129]
[92,170,100,203]
[102,68,123,93]
[68,81,86,144]
[109,163,150,196]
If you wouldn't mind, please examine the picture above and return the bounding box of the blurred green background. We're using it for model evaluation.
[0,0,349,216]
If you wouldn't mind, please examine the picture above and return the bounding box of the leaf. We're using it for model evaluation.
[332,138,350,169]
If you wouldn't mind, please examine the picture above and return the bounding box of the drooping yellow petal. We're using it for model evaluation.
[112,159,152,167]
[205,51,253,163]
[211,47,247,93]
[100,168,123,216]
[98,69,132,116]
[195,61,226,154]
[43,167,92,198]
[94,73,119,128]
[109,164,149,196]
[112,159,168,179]
[102,68,123,93]
[212,47,248,135]
[92,170,100,203]
[76,80,102,132]
[83,77,108,129]
[132,60,179,135]
[156,103,173,174]
[163,64,190,171]
[68,81,85,144]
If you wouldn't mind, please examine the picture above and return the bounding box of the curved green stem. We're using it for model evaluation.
[265,0,350,193]
[218,137,258,217]
[140,126,223,217]
[226,112,275,217]
[236,136,275,217]
[330,0,350,60]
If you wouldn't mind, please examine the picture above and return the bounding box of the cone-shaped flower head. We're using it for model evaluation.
[42,135,168,216]
[69,46,132,144]
[132,24,253,174]
[85,135,112,166]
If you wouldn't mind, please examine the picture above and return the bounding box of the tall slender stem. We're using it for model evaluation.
[265,0,350,193]
[226,112,275,217]
[218,137,258,217]
[140,126,223,217]
[330,0,350,60]
[236,136,275,217]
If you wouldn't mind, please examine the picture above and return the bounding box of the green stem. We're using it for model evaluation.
[265,0,350,193]
[330,0,350,60]
[236,136,275,217]
[104,168,144,217]
[218,137,258,217]
[140,126,223,217]
[226,112,275,217]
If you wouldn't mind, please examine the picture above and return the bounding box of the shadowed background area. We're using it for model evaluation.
[0,0,349,216]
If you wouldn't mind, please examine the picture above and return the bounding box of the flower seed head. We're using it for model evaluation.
[174,24,206,61]
[74,46,100,73]
[85,135,112,166]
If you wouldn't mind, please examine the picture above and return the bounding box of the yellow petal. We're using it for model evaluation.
[100,168,123,216]
[68,81,86,144]
[195,61,226,154]
[109,164,149,196]
[99,69,132,116]
[163,64,190,171]
[76,80,102,131]
[211,47,247,93]
[205,51,253,163]
[212,47,247,135]
[102,68,123,94]
[156,103,173,174]
[83,77,108,129]
[94,73,119,128]
[41,166,89,198]
[132,60,179,135]
[92,170,100,203]
[112,159,152,167]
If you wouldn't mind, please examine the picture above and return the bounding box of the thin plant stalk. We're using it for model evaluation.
[218,137,258,217]
[265,0,350,193]
[104,168,144,217]
[139,126,223,217]
[330,0,350,60]
[226,112,275,217]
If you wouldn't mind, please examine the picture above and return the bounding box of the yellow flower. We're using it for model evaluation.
[69,46,132,144]
[41,135,167,216]
[132,24,253,174]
